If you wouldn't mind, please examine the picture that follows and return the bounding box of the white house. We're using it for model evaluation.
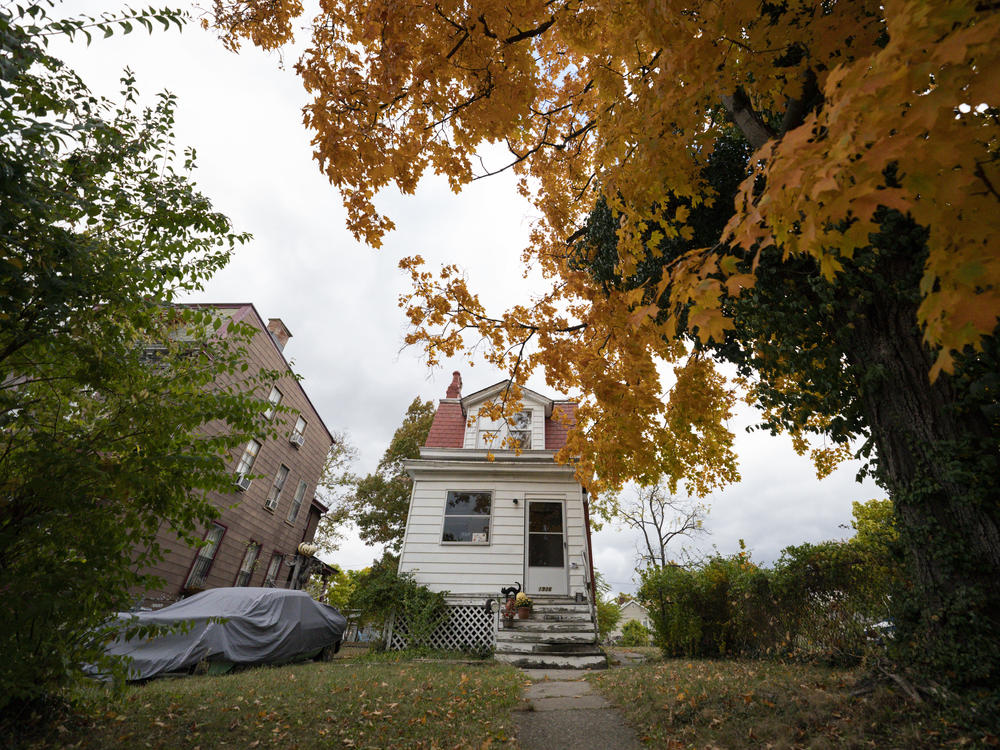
[609,600,654,644]
[395,373,605,668]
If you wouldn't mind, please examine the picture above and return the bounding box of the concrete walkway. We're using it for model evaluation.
[514,669,643,750]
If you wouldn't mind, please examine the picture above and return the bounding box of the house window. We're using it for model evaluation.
[476,410,531,449]
[292,416,307,443]
[509,410,532,449]
[263,553,283,587]
[235,439,261,477]
[442,491,492,543]
[235,542,261,586]
[287,480,308,524]
[265,465,290,511]
[263,386,283,420]
[185,523,225,590]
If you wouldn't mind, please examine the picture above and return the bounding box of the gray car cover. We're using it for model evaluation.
[100,587,347,680]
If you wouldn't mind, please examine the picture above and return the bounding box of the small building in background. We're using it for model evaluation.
[608,599,654,643]
[133,304,335,608]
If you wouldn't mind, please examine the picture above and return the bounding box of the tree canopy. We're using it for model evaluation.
[323,398,435,553]
[213,0,997,490]
[216,0,1000,683]
[0,4,274,710]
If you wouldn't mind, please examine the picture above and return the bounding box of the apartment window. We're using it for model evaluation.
[184,523,226,590]
[442,491,492,543]
[234,542,261,586]
[265,465,290,511]
[263,386,283,420]
[235,439,261,477]
[263,553,283,587]
[287,480,308,524]
[291,416,307,445]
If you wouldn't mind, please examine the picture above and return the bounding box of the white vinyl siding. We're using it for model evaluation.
[399,469,587,595]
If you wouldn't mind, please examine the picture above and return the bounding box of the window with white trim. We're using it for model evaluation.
[442,491,492,543]
[235,542,261,586]
[476,409,531,449]
[185,523,225,589]
[265,465,289,511]
[263,553,283,587]
[292,416,307,442]
[235,440,261,477]
[263,386,283,420]
[287,480,308,524]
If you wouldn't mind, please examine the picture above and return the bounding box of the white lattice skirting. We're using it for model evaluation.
[388,604,496,652]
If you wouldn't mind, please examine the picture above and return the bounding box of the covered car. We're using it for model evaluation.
[98,587,347,680]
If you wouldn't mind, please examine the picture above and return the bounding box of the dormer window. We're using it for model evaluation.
[263,386,282,420]
[476,409,532,449]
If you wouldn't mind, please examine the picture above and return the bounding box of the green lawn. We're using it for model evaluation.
[19,658,524,750]
[590,659,998,748]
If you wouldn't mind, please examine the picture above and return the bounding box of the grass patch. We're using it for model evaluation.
[17,659,524,749]
[590,659,999,748]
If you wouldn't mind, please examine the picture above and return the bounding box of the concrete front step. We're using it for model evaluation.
[495,640,602,655]
[521,611,592,622]
[497,630,597,644]
[500,617,594,633]
[495,651,608,670]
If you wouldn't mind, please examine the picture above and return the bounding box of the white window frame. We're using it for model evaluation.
[476,409,532,450]
[287,480,308,524]
[292,416,307,440]
[265,465,289,511]
[234,542,261,586]
[263,386,283,420]
[440,490,493,545]
[235,439,261,477]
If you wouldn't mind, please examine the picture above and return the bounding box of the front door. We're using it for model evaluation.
[525,500,567,595]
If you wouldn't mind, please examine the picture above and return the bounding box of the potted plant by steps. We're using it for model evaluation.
[516,592,533,619]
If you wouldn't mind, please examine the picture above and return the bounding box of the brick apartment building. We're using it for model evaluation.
[134,303,335,608]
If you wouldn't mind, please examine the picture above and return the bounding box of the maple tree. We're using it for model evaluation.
[215,1,999,682]
[323,398,435,552]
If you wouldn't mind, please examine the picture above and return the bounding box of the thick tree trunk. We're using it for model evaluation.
[847,256,1000,684]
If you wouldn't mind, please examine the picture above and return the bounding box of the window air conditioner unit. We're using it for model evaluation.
[235,475,252,492]
[289,433,305,448]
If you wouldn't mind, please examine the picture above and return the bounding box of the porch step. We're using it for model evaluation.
[494,651,608,670]
[497,630,596,644]
[501,620,593,632]
[493,596,604,669]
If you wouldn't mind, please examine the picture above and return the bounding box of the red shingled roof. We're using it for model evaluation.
[423,401,466,448]
[545,403,577,450]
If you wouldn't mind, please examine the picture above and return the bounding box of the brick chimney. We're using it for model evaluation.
[267,318,292,352]
[445,370,462,399]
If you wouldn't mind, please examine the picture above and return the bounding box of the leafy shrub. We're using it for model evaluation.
[619,620,652,647]
[641,512,899,664]
[347,556,449,650]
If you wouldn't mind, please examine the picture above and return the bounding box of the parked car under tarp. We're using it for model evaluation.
[95,588,347,680]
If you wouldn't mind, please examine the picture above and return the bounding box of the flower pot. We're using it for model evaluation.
[517,607,531,619]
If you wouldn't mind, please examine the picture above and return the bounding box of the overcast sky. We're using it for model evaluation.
[52,6,881,595]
